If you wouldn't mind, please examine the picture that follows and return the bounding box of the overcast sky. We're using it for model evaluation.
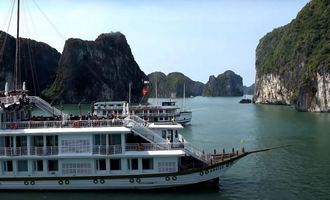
[0,0,309,85]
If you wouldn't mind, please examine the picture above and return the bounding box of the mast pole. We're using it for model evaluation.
[155,74,158,105]
[15,0,20,90]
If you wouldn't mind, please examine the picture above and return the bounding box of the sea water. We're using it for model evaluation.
[2,97,330,199]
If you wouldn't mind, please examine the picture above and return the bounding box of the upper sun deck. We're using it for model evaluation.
[0,119,130,133]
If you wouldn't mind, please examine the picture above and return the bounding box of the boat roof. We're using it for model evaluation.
[0,127,131,135]
[148,122,183,129]
[123,150,185,157]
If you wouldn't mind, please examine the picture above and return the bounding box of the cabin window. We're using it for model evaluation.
[96,159,106,171]
[162,130,167,139]
[94,134,106,146]
[158,161,176,173]
[3,161,13,172]
[46,136,58,146]
[1,113,4,122]
[16,136,27,147]
[17,160,28,172]
[110,159,121,170]
[62,162,92,175]
[5,136,14,147]
[33,160,43,172]
[109,134,121,145]
[61,139,90,153]
[142,158,153,170]
[48,160,58,171]
[127,158,138,170]
[33,136,44,147]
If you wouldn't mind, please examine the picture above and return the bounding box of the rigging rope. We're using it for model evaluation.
[32,0,66,41]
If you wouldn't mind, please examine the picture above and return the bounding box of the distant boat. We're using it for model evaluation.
[239,96,252,104]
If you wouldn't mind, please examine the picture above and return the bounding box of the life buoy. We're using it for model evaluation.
[200,171,204,176]
[24,180,29,185]
[65,179,70,185]
[136,178,141,183]
[30,180,35,185]
[10,123,17,129]
[58,180,64,185]
[129,178,134,183]
[93,179,98,184]
[73,121,80,128]
[100,179,105,184]
[172,176,177,181]
[165,176,171,181]
[205,170,209,175]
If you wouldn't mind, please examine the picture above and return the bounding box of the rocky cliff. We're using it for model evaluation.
[148,72,204,98]
[243,83,255,95]
[43,32,147,103]
[203,70,243,96]
[0,31,60,96]
[254,0,330,112]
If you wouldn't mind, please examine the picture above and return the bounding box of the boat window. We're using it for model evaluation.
[17,160,28,172]
[109,134,121,145]
[162,130,167,139]
[175,130,178,138]
[96,159,106,171]
[110,159,121,170]
[94,134,106,146]
[33,136,44,147]
[46,136,58,146]
[16,136,27,147]
[48,160,58,171]
[3,161,13,172]
[4,136,14,147]
[128,158,138,170]
[33,160,43,172]
[142,158,153,170]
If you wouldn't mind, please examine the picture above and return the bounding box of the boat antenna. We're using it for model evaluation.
[14,0,21,90]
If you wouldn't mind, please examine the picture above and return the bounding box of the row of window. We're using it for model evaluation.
[95,158,153,171]
[2,160,58,172]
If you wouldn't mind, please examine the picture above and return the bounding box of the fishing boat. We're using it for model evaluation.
[0,0,269,190]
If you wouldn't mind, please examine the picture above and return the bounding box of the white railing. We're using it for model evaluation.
[183,142,211,164]
[0,96,21,104]
[92,145,122,155]
[28,96,68,119]
[0,119,124,130]
[0,143,187,157]
[124,116,169,149]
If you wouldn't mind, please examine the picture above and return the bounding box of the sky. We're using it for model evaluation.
[0,0,310,86]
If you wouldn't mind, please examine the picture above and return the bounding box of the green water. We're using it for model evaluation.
[3,97,330,199]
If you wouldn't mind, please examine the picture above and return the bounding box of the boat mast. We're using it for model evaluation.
[155,74,158,105]
[14,0,20,90]
[183,82,186,110]
[128,81,132,104]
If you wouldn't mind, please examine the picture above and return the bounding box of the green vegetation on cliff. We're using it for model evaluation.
[148,72,204,98]
[256,0,330,77]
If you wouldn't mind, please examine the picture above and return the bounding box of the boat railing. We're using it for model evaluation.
[0,96,21,104]
[0,143,185,157]
[92,145,122,155]
[183,142,211,164]
[124,116,169,149]
[0,119,124,130]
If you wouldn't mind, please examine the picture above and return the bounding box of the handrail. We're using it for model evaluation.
[0,119,124,130]
[28,96,69,119]
[183,142,210,164]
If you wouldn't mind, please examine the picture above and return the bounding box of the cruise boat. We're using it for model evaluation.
[93,101,192,126]
[0,88,269,190]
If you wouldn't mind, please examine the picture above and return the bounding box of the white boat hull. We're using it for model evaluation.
[0,162,234,190]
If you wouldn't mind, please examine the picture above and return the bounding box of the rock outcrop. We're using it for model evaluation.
[0,31,60,96]
[203,70,243,96]
[243,83,255,95]
[147,72,204,98]
[43,32,147,103]
[254,0,330,112]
